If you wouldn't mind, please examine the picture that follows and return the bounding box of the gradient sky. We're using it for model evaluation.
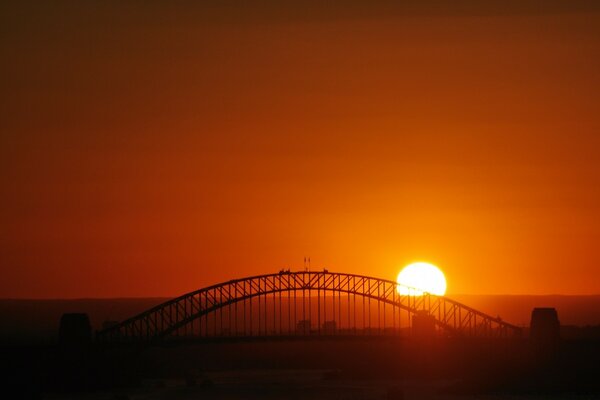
[2,1,600,298]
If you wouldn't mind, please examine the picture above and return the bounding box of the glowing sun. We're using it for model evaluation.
[397,262,447,296]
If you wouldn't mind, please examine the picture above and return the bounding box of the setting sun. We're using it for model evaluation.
[397,262,447,296]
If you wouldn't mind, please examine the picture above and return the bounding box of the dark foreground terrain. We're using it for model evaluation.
[2,336,600,400]
[2,298,599,399]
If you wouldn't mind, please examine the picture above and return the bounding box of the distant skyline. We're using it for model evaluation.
[2,1,600,298]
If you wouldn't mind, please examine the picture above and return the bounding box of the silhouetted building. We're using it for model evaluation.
[59,313,92,346]
[322,320,336,334]
[412,310,436,338]
[530,307,560,354]
[296,319,311,335]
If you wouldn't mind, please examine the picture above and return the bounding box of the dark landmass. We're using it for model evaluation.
[0,298,166,344]
[2,336,600,399]
[2,295,600,344]
[1,295,599,399]
[451,294,600,326]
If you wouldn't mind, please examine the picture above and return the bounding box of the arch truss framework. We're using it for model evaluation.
[97,271,522,343]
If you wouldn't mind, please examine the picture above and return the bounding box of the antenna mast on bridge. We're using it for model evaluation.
[304,256,311,271]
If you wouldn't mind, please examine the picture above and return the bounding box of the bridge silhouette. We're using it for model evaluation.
[97,271,522,343]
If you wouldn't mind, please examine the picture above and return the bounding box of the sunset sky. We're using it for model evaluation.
[2,1,600,298]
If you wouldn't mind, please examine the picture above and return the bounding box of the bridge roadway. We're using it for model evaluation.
[97,271,522,343]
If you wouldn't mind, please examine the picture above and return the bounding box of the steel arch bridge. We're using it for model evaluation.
[97,271,522,343]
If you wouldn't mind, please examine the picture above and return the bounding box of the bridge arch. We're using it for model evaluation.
[97,271,522,343]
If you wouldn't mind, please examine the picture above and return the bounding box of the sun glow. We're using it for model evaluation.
[397,262,447,296]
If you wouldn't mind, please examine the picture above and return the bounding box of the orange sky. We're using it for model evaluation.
[2,1,600,298]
